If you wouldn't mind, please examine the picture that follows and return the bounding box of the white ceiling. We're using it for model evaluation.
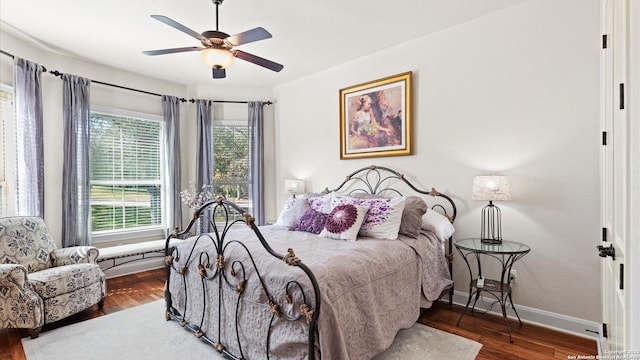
[0,0,526,88]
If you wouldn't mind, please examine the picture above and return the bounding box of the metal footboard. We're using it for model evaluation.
[163,197,321,360]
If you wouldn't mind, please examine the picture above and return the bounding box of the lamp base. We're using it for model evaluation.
[480,201,503,244]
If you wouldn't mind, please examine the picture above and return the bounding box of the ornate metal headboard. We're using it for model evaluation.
[327,165,456,305]
[328,165,457,223]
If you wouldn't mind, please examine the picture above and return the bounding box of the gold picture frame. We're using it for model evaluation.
[339,71,412,159]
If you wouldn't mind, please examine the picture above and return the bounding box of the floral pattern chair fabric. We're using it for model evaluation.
[0,217,106,338]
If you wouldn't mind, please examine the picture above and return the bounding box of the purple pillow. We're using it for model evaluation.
[295,209,329,234]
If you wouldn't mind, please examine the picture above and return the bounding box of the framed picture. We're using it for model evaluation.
[339,71,412,159]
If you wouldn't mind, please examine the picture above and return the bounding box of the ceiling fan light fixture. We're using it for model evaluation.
[201,48,234,68]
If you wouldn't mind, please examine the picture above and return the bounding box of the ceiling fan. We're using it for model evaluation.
[143,0,283,79]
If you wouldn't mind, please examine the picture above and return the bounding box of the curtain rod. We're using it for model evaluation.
[0,49,272,105]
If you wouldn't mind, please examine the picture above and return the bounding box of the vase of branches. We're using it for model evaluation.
[179,183,214,235]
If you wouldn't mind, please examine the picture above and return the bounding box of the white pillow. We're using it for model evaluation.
[274,197,310,229]
[421,209,455,241]
[332,193,406,240]
[319,204,369,241]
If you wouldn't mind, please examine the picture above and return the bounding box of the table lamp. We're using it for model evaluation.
[472,175,511,244]
[284,179,305,198]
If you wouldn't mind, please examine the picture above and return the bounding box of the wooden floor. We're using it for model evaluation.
[419,302,597,359]
[0,268,597,360]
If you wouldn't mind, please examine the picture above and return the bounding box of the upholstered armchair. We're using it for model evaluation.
[0,217,106,338]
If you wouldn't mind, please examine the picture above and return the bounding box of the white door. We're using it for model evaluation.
[600,0,629,353]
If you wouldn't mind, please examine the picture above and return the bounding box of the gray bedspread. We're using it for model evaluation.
[167,225,452,360]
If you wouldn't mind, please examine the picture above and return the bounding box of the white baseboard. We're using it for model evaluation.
[451,290,600,340]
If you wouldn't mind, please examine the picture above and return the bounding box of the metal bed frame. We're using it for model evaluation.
[162,165,457,359]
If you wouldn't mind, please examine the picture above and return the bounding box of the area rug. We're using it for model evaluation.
[22,300,481,360]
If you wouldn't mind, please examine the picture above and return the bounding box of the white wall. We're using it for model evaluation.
[273,0,601,324]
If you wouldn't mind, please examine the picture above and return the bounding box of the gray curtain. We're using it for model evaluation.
[13,57,44,217]
[196,99,214,233]
[162,95,182,236]
[61,74,91,247]
[248,101,265,225]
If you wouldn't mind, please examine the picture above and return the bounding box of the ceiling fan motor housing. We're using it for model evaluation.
[201,30,232,48]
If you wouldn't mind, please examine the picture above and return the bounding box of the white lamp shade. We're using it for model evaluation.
[201,48,235,68]
[472,175,511,201]
[284,179,305,195]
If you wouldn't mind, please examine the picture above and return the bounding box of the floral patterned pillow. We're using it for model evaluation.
[306,192,333,214]
[295,209,329,234]
[332,193,406,240]
[319,204,369,241]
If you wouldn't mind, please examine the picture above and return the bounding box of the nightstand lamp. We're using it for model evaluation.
[284,179,305,198]
[472,175,511,244]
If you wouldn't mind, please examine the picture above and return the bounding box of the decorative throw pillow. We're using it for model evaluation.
[319,204,369,241]
[398,196,428,238]
[331,193,406,240]
[306,192,333,214]
[421,208,455,242]
[274,197,311,229]
[295,209,329,234]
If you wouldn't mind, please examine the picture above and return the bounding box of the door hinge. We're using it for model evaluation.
[602,34,608,49]
[603,323,608,338]
[620,83,625,109]
[602,227,608,242]
[620,263,624,290]
[602,131,607,146]
[598,244,615,259]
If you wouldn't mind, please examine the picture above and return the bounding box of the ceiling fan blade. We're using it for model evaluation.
[226,27,272,46]
[150,15,209,43]
[143,47,203,56]
[234,50,284,72]
[212,68,226,79]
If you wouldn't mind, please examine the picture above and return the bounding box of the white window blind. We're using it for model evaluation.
[90,111,163,235]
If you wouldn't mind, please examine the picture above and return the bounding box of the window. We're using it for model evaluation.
[212,121,250,220]
[89,109,164,241]
[0,88,14,217]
